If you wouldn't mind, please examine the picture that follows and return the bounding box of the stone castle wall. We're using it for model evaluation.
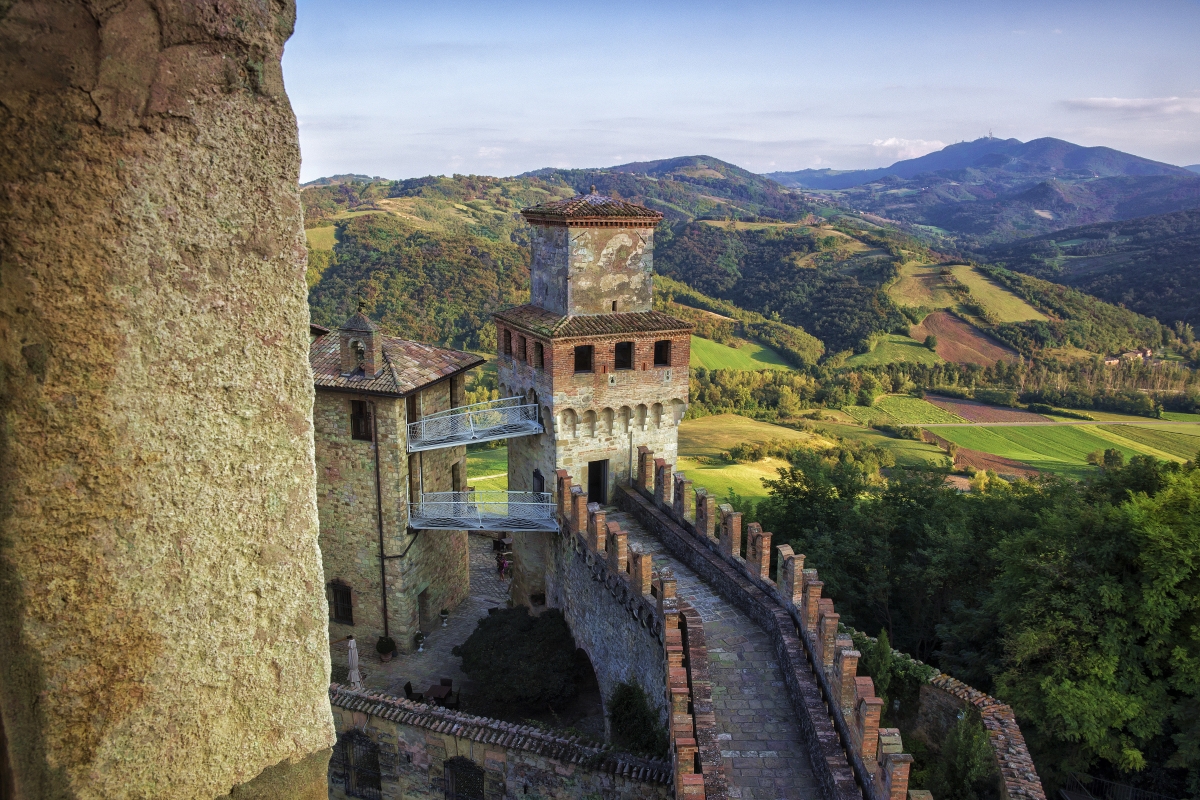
[527,224,657,315]
[314,379,468,653]
[0,1,334,796]
[328,687,672,800]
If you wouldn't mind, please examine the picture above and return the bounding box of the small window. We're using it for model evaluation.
[532,342,544,368]
[612,301,618,312]
[574,345,594,373]
[654,340,671,367]
[350,400,372,441]
[503,329,512,357]
[517,335,527,362]
[533,469,545,494]
[330,582,353,624]
[614,341,633,370]
[351,339,366,370]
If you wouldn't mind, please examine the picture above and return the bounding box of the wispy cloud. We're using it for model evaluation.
[871,137,946,161]
[1063,96,1200,115]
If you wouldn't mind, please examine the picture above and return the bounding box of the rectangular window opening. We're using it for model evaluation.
[517,335,527,362]
[350,400,372,441]
[532,342,544,368]
[331,583,353,624]
[574,345,594,373]
[654,339,672,367]
[614,341,633,371]
[503,329,512,356]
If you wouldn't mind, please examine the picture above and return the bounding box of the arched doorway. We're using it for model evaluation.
[444,756,484,800]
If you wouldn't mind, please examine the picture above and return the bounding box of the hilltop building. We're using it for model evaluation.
[310,310,484,651]
[493,190,693,606]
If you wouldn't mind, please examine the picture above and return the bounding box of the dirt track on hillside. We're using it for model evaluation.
[910,312,1018,366]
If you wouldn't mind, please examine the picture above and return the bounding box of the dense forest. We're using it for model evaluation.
[758,448,1200,798]
[987,209,1200,328]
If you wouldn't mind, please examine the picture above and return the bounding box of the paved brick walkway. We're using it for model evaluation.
[609,508,821,800]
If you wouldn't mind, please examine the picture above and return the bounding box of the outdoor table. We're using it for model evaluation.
[426,684,452,705]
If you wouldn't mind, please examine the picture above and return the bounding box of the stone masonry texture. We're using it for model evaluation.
[314,379,469,654]
[0,2,335,797]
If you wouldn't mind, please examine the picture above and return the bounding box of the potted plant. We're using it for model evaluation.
[376,636,396,662]
[414,631,425,653]
[439,608,449,627]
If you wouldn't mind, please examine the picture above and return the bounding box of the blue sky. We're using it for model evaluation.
[285,0,1200,182]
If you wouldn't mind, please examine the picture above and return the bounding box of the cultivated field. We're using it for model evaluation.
[925,395,1050,423]
[1099,425,1200,461]
[689,335,792,371]
[909,312,1017,366]
[678,414,830,459]
[827,423,948,468]
[932,425,1160,480]
[948,265,1047,322]
[841,404,892,426]
[845,334,943,367]
[874,395,966,424]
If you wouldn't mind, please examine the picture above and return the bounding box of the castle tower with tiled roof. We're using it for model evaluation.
[495,190,692,607]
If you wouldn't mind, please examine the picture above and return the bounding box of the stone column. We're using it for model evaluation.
[818,600,839,669]
[637,446,655,493]
[0,2,333,796]
[587,502,606,552]
[834,646,861,717]
[777,545,805,608]
[571,486,588,536]
[746,524,772,579]
[607,524,627,573]
[629,546,652,595]
[654,458,673,508]
[695,489,716,539]
[802,573,824,635]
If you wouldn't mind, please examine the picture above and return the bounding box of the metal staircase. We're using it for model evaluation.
[408,491,557,532]
[406,396,542,452]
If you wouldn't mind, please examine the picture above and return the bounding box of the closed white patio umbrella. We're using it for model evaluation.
[347,636,364,691]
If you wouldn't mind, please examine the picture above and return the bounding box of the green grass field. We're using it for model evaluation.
[689,336,792,371]
[305,225,338,251]
[678,414,830,459]
[875,395,965,424]
[466,446,508,491]
[1099,425,1200,460]
[841,404,893,426]
[933,425,1154,480]
[948,265,1047,322]
[845,334,943,367]
[677,456,788,501]
[1162,412,1200,423]
[824,423,949,468]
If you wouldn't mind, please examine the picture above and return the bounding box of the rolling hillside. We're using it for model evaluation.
[986,208,1200,327]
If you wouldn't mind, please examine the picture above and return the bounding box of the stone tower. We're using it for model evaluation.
[494,191,692,606]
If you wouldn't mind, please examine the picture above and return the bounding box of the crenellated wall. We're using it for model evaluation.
[621,449,1048,800]
[547,471,727,800]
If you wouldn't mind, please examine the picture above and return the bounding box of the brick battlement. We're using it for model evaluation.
[624,450,1047,800]
[555,471,727,800]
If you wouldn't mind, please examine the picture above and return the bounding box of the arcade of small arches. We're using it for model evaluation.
[497,384,687,439]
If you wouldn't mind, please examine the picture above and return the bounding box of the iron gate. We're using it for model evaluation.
[444,756,484,800]
[330,730,382,800]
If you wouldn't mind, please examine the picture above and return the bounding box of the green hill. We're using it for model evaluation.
[986,209,1200,328]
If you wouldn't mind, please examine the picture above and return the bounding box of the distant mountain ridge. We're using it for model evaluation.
[767,137,1193,190]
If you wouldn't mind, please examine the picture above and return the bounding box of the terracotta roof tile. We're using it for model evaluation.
[494,305,692,339]
[310,332,483,397]
[521,192,663,226]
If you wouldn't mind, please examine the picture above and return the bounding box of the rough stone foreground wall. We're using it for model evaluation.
[0,2,334,797]
[329,687,672,799]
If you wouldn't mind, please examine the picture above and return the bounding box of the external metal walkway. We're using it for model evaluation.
[408,491,558,532]
[406,396,543,453]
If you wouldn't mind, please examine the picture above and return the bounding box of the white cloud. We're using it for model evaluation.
[870,137,947,161]
[1064,96,1200,115]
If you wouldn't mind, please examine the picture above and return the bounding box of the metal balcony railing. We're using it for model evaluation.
[406,396,543,452]
[408,491,558,532]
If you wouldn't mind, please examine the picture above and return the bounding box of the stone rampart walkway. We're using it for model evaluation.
[608,508,821,800]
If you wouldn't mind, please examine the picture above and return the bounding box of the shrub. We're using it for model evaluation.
[609,682,669,758]
[973,389,1018,408]
[376,636,396,655]
[453,607,578,709]
[925,334,938,351]
[926,708,1001,800]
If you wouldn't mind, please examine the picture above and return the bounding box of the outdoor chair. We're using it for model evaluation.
[404,681,423,702]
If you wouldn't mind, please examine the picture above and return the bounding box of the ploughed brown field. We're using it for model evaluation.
[923,429,1040,479]
[925,395,1050,424]
[910,311,1017,366]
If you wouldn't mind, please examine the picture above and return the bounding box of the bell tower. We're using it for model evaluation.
[494,190,692,606]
